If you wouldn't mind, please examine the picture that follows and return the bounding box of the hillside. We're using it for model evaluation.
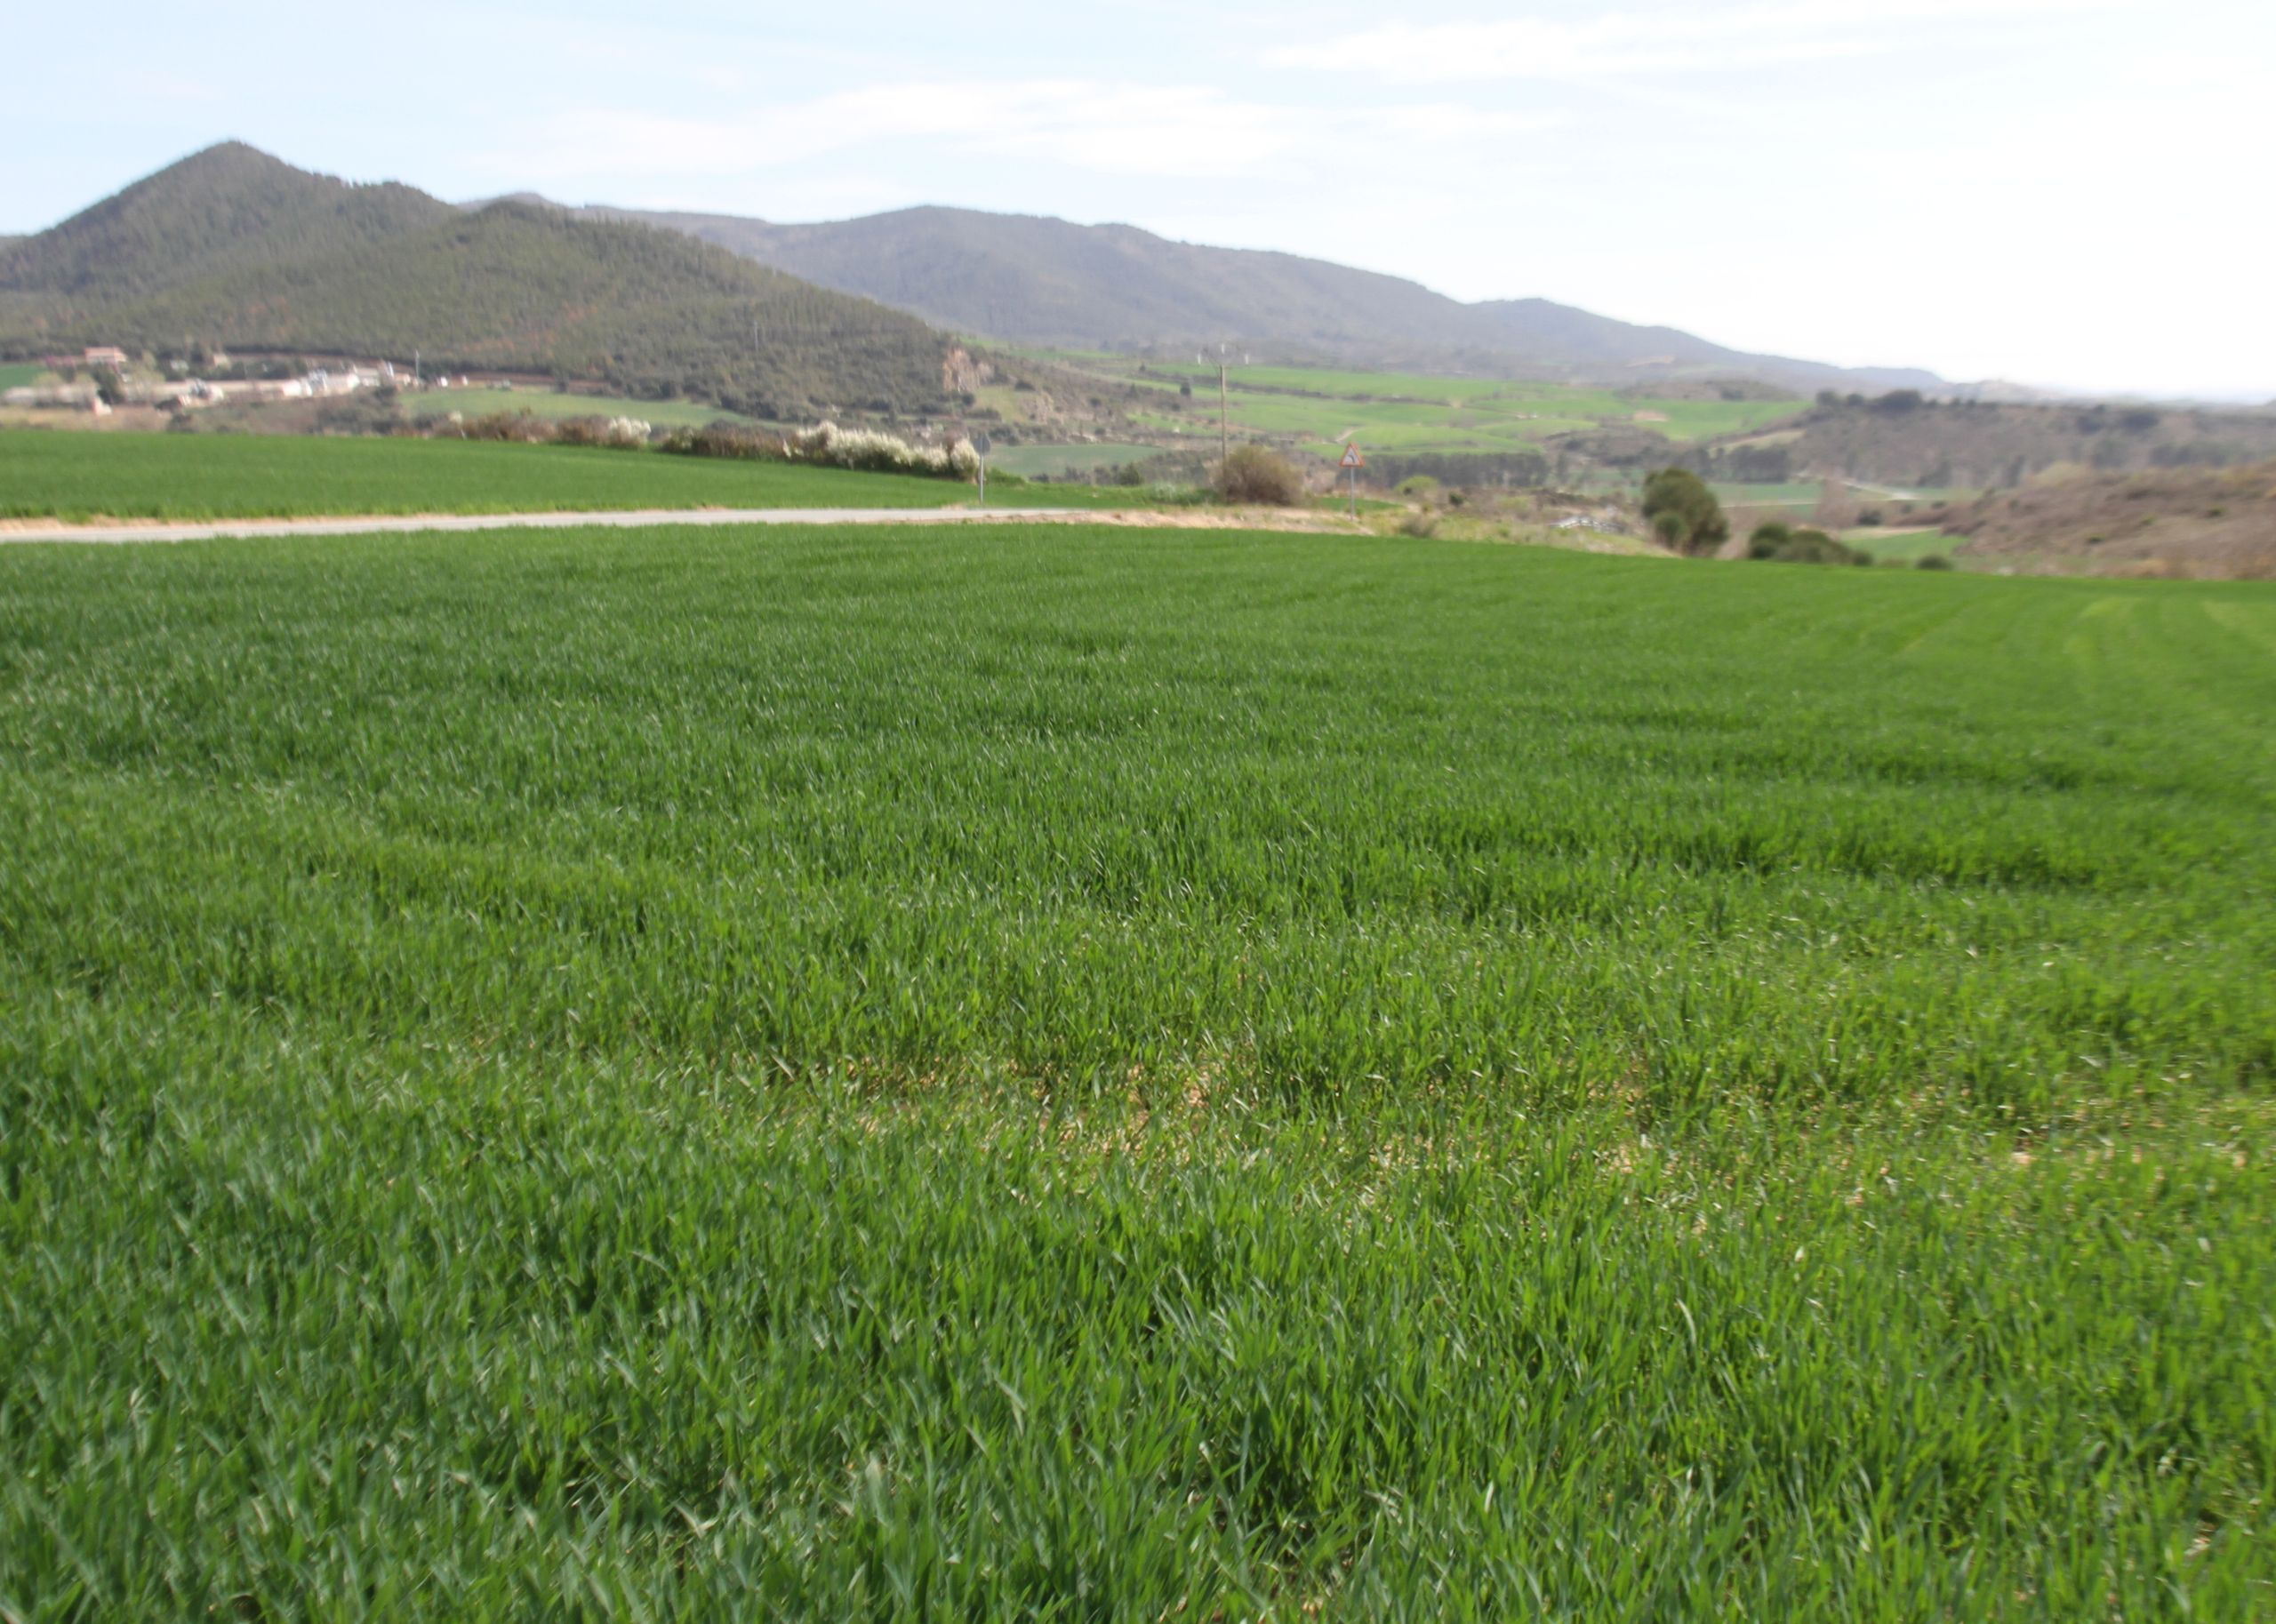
[0,142,453,307]
[1474,299,1935,391]
[589,204,1492,355]
[1774,398,2276,489]
[1,148,958,417]
[1947,460,2276,578]
[571,201,1938,392]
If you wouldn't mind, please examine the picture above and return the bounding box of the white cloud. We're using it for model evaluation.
[1269,0,2131,83]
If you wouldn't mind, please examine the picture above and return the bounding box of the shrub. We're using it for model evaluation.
[1397,476,1441,498]
[784,422,979,481]
[1213,444,1303,506]
[313,390,403,437]
[1641,468,1729,556]
[461,410,549,444]
[657,424,787,462]
[1748,523,1873,566]
[554,416,652,450]
[1916,553,1955,570]
[1398,512,1440,539]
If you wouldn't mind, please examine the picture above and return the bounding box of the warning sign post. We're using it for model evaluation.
[1340,443,1364,518]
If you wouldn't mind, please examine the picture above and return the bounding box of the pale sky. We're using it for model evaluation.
[7,0,2271,398]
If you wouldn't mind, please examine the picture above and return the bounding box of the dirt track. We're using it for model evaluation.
[0,505,1354,545]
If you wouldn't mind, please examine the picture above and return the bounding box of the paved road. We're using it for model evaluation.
[0,507,1091,545]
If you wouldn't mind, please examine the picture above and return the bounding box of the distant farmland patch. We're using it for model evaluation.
[1848,527,1970,563]
[988,441,1160,478]
[1034,351,1808,468]
[401,388,758,429]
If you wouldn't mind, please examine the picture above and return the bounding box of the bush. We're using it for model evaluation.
[1748,522,1872,566]
[656,424,787,462]
[1396,476,1441,498]
[657,421,979,481]
[461,410,549,444]
[312,386,404,437]
[1398,512,1440,539]
[554,416,652,450]
[1916,553,1955,571]
[785,422,979,481]
[1213,444,1303,506]
[1640,467,1729,556]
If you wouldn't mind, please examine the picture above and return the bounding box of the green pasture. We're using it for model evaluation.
[1106,358,1806,451]
[987,440,1160,478]
[1849,527,1972,563]
[2,524,2272,1617]
[1712,480,1828,508]
[0,430,1141,521]
[401,387,757,429]
[0,363,47,392]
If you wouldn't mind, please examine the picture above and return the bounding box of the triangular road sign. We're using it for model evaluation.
[1340,444,1364,468]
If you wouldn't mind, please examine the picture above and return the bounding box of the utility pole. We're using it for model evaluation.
[1218,342,1230,464]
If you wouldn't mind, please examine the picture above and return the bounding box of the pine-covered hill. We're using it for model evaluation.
[1,142,454,305]
[1,147,958,418]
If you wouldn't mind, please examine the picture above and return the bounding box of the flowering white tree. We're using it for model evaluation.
[788,422,979,480]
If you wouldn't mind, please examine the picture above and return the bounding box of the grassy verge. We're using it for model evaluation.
[3,525,2272,1616]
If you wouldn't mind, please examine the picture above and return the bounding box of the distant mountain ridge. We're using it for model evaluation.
[549,199,1940,393]
[0,145,958,417]
[2,142,1948,415]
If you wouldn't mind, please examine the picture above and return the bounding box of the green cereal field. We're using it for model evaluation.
[0,430,1128,521]
[2,523,2272,1618]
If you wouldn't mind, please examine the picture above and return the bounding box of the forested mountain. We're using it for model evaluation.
[593,204,1494,357]
[1,148,958,416]
[1465,298,1938,389]
[4,141,1944,411]
[1,143,453,305]
[580,201,1939,392]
